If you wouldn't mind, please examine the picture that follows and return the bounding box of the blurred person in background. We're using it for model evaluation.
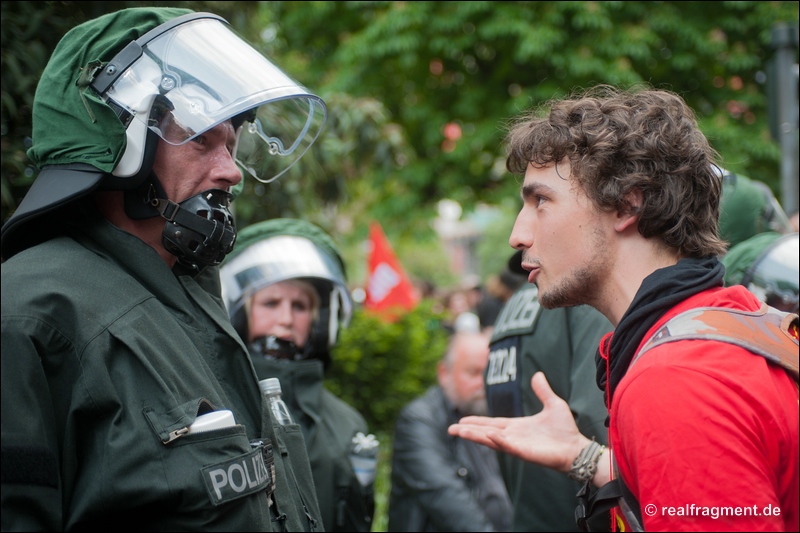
[462,274,484,314]
[722,232,799,313]
[718,169,794,248]
[220,218,376,532]
[717,169,797,313]
[476,268,526,332]
[441,287,475,334]
[388,330,513,532]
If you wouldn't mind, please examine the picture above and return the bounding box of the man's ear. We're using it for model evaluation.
[615,189,642,232]
[436,360,448,387]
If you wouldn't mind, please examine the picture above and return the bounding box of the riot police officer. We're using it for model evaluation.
[2,7,325,530]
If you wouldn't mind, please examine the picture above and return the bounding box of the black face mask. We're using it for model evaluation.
[151,188,237,268]
[251,335,303,360]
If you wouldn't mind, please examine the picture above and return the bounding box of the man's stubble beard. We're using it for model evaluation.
[443,379,489,417]
[538,228,608,310]
[458,396,489,417]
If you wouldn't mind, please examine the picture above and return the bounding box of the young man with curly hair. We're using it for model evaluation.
[450,85,799,532]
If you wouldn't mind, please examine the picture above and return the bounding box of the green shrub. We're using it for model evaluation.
[325,299,449,434]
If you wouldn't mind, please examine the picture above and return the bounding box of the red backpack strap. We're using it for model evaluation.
[635,303,799,382]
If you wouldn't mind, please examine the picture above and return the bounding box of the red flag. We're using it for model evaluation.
[365,221,419,316]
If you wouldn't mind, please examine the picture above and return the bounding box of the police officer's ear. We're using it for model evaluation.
[436,360,448,386]
[437,348,454,388]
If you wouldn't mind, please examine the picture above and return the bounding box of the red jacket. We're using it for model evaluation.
[608,285,799,531]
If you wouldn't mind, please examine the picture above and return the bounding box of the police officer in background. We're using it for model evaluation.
[1,7,326,530]
[484,250,614,531]
[219,218,377,532]
[717,169,797,314]
[722,232,799,313]
[717,169,794,249]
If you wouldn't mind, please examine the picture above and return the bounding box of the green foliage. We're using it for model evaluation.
[264,0,798,226]
[325,299,449,435]
[476,199,523,279]
[2,0,798,263]
[394,236,460,290]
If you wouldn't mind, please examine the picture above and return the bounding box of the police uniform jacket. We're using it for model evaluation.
[486,284,613,531]
[251,357,374,532]
[0,207,322,531]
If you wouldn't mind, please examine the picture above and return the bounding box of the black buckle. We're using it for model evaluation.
[575,480,592,532]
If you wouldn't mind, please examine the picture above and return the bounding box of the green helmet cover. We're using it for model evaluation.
[220,217,351,319]
[723,231,799,312]
[718,172,792,248]
[722,231,783,287]
[27,7,192,171]
[226,218,346,276]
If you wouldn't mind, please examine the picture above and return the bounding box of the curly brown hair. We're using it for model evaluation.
[505,85,727,258]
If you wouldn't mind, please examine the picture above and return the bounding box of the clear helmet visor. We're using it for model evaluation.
[220,235,354,327]
[746,233,799,313]
[103,14,325,183]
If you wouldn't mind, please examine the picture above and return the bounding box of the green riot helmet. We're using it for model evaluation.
[220,219,353,366]
[723,232,799,313]
[718,169,793,249]
[1,8,326,262]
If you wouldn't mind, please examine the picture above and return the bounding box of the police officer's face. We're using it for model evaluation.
[248,281,315,348]
[152,120,242,202]
[509,161,613,310]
